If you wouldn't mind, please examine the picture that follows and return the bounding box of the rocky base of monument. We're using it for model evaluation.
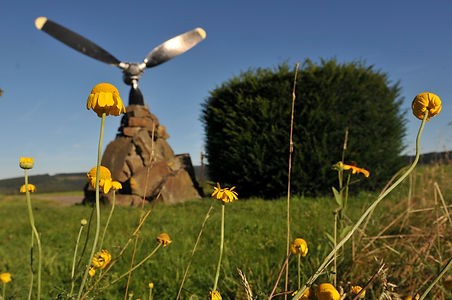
[83,105,204,205]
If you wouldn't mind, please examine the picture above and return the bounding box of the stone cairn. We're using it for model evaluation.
[83,104,203,205]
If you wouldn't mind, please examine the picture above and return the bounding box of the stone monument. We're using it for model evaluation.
[83,89,203,205]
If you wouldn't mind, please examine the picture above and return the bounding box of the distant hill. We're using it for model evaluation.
[0,173,87,194]
[0,152,448,195]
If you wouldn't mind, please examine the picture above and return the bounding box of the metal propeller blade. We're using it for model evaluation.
[35,16,120,66]
[143,28,206,68]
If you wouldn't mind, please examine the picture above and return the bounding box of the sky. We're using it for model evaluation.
[1,0,451,180]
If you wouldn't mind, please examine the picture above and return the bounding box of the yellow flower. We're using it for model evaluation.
[209,290,222,300]
[290,238,308,256]
[317,283,340,300]
[156,232,172,247]
[87,166,113,193]
[336,161,370,178]
[20,183,36,193]
[92,249,112,270]
[19,157,34,169]
[351,285,366,298]
[292,287,312,300]
[148,282,154,289]
[88,266,96,277]
[411,92,442,121]
[211,183,238,203]
[86,82,126,117]
[0,272,12,283]
[81,219,88,226]
[111,180,122,191]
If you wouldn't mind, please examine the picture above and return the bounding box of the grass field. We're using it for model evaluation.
[0,164,450,299]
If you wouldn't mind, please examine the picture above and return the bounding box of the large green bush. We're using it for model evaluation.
[201,59,406,198]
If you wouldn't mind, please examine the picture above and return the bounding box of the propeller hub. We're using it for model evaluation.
[121,63,143,86]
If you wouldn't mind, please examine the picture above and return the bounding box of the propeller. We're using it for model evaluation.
[34,16,206,105]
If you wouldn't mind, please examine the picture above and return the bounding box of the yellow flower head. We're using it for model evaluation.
[351,285,366,299]
[411,92,442,121]
[86,82,126,117]
[290,238,308,256]
[20,183,36,193]
[87,166,113,193]
[156,232,172,247]
[317,283,340,300]
[209,290,222,300]
[335,161,370,178]
[292,287,312,300]
[211,183,238,203]
[92,249,112,270]
[148,282,154,289]
[0,272,12,283]
[342,163,370,178]
[111,180,122,191]
[19,157,34,169]
[81,219,88,226]
[88,266,96,277]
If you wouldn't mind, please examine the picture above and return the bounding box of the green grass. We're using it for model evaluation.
[0,163,450,299]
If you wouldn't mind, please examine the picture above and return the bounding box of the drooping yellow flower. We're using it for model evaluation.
[19,157,34,169]
[88,266,96,277]
[156,232,172,247]
[92,249,112,270]
[209,290,222,300]
[351,285,366,298]
[292,287,312,300]
[86,82,126,117]
[111,180,122,191]
[342,163,370,178]
[211,183,238,203]
[0,272,12,283]
[20,183,36,193]
[411,92,442,121]
[317,283,340,300]
[290,238,308,256]
[87,166,113,193]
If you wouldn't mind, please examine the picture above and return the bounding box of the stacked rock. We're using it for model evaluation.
[83,104,203,205]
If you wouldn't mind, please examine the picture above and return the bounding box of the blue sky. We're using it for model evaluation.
[1,0,451,179]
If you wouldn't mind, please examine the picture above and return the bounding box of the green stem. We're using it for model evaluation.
[70,223,86,297]
[149,285,153,300]
[2,282,6,300]
[77,112,106,299]
[24,170,42,300]
[213,204,225,291]
[297,254,301,290]
[291,111,429,300]
[419,257,452,299]
[100,190,116,250]
[28,232,34,300]
[102,244,162,289]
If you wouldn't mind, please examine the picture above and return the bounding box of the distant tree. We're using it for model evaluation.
[0,88,3,96]
[201,59,406,198]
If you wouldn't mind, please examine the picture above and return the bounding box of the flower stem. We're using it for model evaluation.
[70,223,86,297]
[77,112,106,299]
[297,254,301,290]
[24,169,42,300]
[213,204,225,292]
[419,257,452,299]
[291,111,429,300]
[101,244,162,289]
[100,190,116,250]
